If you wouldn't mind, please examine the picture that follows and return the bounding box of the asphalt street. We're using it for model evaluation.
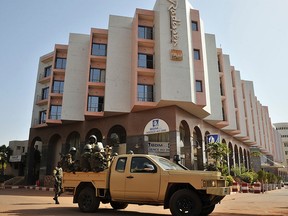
[0,187,288,216]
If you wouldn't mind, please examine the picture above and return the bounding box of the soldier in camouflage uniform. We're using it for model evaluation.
[53,162,63,204]
[80,144,92,171]
[59,147,76,172]
[104,145,113,167]
[88,135,97,149]
[90,144,107,172]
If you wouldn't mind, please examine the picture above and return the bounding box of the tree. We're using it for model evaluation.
[0,145,12,175]
[205,142,229,173]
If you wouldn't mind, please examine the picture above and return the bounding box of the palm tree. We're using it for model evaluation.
[0,145,12,175]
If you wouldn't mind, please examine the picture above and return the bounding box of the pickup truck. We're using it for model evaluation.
[63,154,230,216]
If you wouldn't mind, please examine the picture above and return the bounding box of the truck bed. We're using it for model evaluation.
[62,170,109,190]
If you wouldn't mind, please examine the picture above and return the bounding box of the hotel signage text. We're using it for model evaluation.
[167,0,181,47]
[167,0,183,61]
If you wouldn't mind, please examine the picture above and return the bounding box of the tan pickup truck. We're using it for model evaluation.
[63,154,230,216]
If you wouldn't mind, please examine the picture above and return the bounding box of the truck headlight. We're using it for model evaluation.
[203,180,216,187]
[202,179,226,188]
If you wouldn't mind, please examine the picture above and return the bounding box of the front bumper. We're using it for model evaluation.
[206,186,230,196]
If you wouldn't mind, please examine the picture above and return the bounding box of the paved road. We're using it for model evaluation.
[0,187,288,216]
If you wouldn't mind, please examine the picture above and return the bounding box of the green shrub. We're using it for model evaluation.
[226,175,234,186]
[257,170,267,182]
[240,172,254,183]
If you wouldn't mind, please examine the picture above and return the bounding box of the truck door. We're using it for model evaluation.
[124,156,161,201]
[109,157,127,200]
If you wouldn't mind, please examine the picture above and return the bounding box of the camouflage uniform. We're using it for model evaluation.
[80,144,92,172]
[53,163,63,204]
[90,151,107,172]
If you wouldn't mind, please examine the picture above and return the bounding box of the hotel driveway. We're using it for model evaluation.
[0,187,288,216]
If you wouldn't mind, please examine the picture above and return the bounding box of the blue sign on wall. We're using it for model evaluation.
[207,134,220,143]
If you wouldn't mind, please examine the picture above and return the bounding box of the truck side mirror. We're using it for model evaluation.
[173,154,180,163]
[143,164,156,173]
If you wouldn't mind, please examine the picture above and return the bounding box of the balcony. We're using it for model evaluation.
[32,118,47,128]
[36,95,48,106]
[137,67,155,77]
[138,38,154,48]
[38,74,51,84]
[88,82,105,89]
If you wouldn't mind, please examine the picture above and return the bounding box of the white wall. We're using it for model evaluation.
[62,33,90,121]
[105,15,132,113]
[203,34,222,122]
[154,0,194,103]
[234,70,247,138]
[222,55,237,131]
[242,81,256,144]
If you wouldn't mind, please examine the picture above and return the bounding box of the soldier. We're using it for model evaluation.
[69,147,77,161]
[80,144,92,171]
[53,162,63,204]
[88,135,97,149]
[66,147,77,172]
[104,145,113,167]
[59,147,76,172]
[59,153,69,172]
[90,144,107,172]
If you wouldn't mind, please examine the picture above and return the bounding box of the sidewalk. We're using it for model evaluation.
[213,187,288,215]
[1,184,54,191]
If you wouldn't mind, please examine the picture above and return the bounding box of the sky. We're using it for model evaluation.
[0,0,288,146]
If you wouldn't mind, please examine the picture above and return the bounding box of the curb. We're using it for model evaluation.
[2,185,54,191]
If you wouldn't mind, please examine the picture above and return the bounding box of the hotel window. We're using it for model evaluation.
[222,101,226,121]
[91,43,107,56]
[39,110,46,124]
[138,84,153,102]
[49,105,62,120]
[138,26,153,39]
[193,49,200,60]
[138,53,154,69]
[52,80,64,94]
[44,66,52,77]
[55,58,66,69]
[89,68,105,83]
[41,87,49,100]
[87,95,104,112]
[192,21,198,31]
[196,80,203,92]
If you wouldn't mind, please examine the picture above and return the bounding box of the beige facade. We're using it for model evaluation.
[274,123,288,180]
[27,0,284,184]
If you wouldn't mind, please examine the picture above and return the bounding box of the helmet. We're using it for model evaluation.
[94,145,101,152]
[83,144,92,151]
[89,135,97,144]
[69,147,77,153]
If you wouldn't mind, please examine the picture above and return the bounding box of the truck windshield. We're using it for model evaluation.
[150,156,185,171]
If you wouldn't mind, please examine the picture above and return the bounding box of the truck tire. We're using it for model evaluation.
[200,204,215,216]
[169,189,202,216]
[110,201,129,210]
[78,187,100,212]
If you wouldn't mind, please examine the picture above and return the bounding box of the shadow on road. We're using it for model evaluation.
[4,207,288,216]
[2,207,170,216]
[212,209,288,216]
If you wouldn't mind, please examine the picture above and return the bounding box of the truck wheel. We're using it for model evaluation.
[200,204,215,216]
[110,201,128,210]
[169,189,202,216]
[78,187,100,212]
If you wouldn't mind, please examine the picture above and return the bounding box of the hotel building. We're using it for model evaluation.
[27,0,284,184]
[274,123,288,181]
